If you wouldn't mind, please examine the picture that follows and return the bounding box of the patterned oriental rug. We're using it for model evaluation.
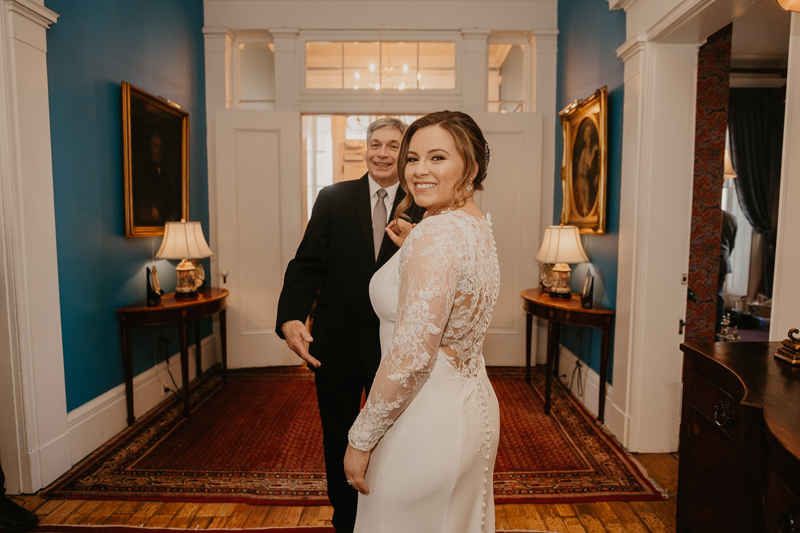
[42,367,664,505]
[32,527,555,533]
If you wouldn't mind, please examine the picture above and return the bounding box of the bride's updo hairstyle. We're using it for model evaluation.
[394,111,490,221]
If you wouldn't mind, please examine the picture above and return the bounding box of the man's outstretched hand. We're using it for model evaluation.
[280,320,321,368]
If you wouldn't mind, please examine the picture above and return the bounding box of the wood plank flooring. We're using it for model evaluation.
[13,452,678,532]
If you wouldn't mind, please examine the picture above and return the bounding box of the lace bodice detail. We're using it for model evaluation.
[349,209,500,452]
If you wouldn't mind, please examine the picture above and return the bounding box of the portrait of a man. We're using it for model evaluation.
[123,82,188,237]
[571,118,600,218]
[559,86,607,234]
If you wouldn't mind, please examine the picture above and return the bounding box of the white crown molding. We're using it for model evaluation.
[646,0,716,42]
[5,0,58,29]
[616,33,648,62]
[269,27,300,37]
[461,28,492,39]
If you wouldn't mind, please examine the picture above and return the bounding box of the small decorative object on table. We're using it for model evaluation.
[581,269,594,309]
[717,313,740,342]
[539,263,552,293]
[146,266,164,306]
[775,328,800,365]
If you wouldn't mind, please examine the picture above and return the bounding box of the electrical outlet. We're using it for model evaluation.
[162,387,170,396]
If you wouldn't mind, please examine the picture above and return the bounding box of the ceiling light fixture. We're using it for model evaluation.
[776,0,800,12]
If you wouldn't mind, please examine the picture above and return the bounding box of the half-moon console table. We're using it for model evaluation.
[521,288,615,423]
[117,287,229,426]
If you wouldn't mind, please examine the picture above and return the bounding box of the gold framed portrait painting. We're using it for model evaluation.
[559,86,607,234]
[122,81,189,237]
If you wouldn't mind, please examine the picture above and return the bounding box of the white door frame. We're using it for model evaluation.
[0,0,71,494]
[608,0,800,452]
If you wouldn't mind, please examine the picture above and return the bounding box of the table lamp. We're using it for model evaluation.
[155,221,214,298]
[536,225,589,298]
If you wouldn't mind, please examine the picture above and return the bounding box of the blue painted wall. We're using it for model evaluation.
[555,0,625,381]
[46,0,209,411]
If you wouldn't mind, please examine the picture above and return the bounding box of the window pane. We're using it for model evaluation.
[306,42,343,88]
[381,42,418,90]
[488,43,524,112]
[419,42,455,69]
[346,115,372,140]
[303,40,455,91]
[343,41,380,89]
[240,43,275,106]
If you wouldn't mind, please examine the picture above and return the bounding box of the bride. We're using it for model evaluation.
[344,111,501,532]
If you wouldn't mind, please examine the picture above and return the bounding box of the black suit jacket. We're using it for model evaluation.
[276,174,419,377]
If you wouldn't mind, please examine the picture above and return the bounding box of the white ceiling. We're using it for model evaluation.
[732,0,791,64]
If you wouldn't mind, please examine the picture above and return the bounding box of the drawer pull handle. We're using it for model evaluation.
[714,401,737,427]
[779,512,796,533]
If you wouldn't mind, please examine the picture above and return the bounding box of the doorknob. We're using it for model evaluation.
[220,269,229,284]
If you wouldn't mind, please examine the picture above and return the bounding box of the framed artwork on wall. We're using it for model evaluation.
[559,86,607,234]
[122,81,189,237]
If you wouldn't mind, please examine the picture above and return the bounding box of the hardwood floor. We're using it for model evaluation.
[14,452,677,532]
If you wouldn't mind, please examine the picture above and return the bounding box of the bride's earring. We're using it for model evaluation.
[466,183,473,194]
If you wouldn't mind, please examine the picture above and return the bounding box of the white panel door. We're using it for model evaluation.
[215,110,302,368]
[471,113,543,366]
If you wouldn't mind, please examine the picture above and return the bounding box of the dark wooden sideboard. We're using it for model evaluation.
[678,341,800,533]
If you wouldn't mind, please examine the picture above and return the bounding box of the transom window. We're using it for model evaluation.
[305,41,456,90]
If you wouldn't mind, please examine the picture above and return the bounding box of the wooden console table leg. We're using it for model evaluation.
[194,318,202,379]
[598,326,611,423]
[220,309,228,383]
[525,312,533,384]
[544,320,560,416]
[121,323,135,427]
[179,321,190,418]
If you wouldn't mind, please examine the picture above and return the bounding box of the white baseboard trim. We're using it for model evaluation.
[66,335,218,466]
[34,429,72,491]
[554,344,624,427]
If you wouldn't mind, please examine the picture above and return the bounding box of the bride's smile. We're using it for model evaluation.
[405,125,469,211]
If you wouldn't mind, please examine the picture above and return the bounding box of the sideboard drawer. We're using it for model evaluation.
[765,458,800,533]
[690,372,742,444]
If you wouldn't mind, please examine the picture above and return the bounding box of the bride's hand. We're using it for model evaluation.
[343,444,371,495]
[385,218,415,248]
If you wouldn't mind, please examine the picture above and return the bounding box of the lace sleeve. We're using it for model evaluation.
[348,216,464,451]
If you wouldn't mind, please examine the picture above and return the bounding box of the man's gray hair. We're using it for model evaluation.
[367,117,407,143]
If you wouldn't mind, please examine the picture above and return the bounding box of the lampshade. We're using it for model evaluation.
[156,221,214,260]
[723,149,737,179]
[535,225,589,265]
[776,0,800,12]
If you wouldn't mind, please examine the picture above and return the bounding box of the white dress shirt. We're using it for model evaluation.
[367,175,400,224]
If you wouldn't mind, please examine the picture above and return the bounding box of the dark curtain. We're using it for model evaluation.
[727,87,785,297]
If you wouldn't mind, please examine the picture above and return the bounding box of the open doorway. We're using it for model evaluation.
[684,3,790,343]
[722,0,790,341]
[302,115,420,222]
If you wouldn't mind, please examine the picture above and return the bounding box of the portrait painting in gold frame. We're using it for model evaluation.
[122,81,189,237]
[559,86,607,234]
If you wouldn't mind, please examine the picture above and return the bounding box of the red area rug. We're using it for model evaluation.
[42,367,663,505]
[33,527,552,533]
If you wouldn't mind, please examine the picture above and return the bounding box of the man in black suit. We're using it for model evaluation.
[276,117,417,533]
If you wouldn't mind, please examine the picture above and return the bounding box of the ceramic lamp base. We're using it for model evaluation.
[548,262,573,298]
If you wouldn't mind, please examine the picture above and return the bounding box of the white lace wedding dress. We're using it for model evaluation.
[349,209,501,533]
